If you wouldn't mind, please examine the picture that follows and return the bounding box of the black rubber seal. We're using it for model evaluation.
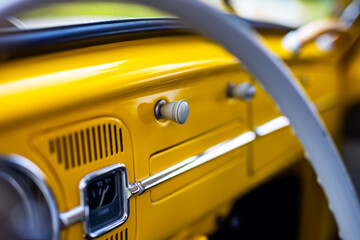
[0,17,292,61]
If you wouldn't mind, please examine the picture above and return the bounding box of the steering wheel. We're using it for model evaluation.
[1,0,360,239]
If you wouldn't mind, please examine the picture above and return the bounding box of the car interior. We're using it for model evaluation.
[1,0,360,239]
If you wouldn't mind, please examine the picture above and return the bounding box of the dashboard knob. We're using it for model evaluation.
[227,83,256,101]
[155,100,189,125]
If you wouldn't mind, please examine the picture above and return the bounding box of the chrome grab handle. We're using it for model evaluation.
[282,19,349,54]
[136,131,256,194]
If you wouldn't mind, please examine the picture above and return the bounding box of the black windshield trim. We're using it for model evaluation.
[0,17,293,61]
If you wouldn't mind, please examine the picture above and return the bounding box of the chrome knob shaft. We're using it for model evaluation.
[227,83,256,101]
[155,100,189,125]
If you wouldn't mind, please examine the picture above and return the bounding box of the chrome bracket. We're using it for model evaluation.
[127,182,145,196]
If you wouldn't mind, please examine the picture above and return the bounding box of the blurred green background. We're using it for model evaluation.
[17,0,338,28]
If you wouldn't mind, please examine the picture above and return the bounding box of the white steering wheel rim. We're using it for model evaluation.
[1,0,360,239]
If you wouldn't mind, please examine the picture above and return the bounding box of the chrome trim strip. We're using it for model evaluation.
[255,116,290,136]
[138,131,256,194]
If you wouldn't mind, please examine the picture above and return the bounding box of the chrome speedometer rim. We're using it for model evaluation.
[0,154,60,240]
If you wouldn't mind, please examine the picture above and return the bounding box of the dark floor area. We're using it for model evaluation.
[209,176,300,240]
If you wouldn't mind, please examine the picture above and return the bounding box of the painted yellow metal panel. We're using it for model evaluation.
[0,36,239,127]
[250,60,341,172]
[0,30,341,239]
[0,35,249,239]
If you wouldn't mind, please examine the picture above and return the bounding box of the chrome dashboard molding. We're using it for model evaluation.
[0,154,60,240]
[255,116,290,136]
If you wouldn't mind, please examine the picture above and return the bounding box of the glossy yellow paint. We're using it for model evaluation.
[251,60,342,172]
[343,38,360,106]
[0,29,342,240]
[0,36,238,128]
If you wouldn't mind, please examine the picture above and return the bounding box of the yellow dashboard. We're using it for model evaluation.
[0,19,344,240]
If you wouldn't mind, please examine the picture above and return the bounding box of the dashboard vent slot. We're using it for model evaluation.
[106,228,128,240]
[47,122,124,170]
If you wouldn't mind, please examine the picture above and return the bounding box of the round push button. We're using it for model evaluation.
[227,83,256,101]
[155,100,189,125]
